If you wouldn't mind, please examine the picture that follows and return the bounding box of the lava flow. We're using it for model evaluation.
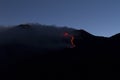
[64,32,76,48]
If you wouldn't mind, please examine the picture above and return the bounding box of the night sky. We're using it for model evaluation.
[0,0,120,37]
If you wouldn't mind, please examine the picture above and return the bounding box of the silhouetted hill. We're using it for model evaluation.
[73,29,94,38]
[0,24,119,79]
[110,33,120,42]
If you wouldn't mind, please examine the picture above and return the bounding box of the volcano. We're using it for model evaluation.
[0,24,119,79]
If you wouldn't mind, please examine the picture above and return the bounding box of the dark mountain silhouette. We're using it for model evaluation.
[0,24,119,79]
[72,29,94,37]
[110,32,120,38]
[110,33,120,42]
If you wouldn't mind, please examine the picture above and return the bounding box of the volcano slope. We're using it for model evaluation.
[0,24,119,79]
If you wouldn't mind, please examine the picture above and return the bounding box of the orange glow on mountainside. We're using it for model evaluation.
[64,32,76,48]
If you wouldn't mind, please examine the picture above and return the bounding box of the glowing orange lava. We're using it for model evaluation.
[64,32,76,48]
[64,32,69,37]
[71,36,76,48]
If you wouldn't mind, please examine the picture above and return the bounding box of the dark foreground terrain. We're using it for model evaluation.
[0,24,120,80]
